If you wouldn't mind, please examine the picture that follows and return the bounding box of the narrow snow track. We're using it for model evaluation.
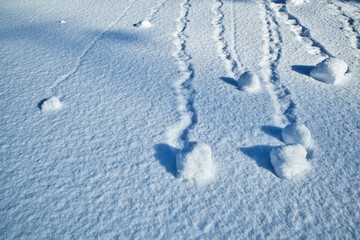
[49,0,137,97]
[260,0,296,126]
[273,2,332,58]
[166,0,197,148]
[231,0,245,72]
[212,0,241,79]
[147,0,171,21]
[327,0,360,51]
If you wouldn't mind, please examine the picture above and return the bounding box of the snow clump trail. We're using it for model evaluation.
[166,0,197,149]
[48,0,137,99]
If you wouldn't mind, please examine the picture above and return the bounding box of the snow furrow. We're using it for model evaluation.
[166,0,197,148]
[274,2,333,58]
[327,0,360,51]
[212,0,241,79]
[49,0,137,97]
[231,0,245,71]
[148,0,170,21]
[260,0,296,126]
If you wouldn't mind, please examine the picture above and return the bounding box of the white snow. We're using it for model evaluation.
[310,57,348,84]
[237,71,260,92]
[59,20,67,24]
[270,144,312,179]
[133,20,152,28]
[176,142,215,185]
[40,97,63,112]
[286,0,310,5]
[282,122,312,149]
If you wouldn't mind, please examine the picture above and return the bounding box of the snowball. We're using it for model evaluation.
[176,142,215,185]
[282,123,312,149]
[59,20,67,24]
[286,0,310,5]
[41,97,63,112]
[237,71,260,92]
[270,144,312,179]
[310,57,348,84]
[133,20,152,28]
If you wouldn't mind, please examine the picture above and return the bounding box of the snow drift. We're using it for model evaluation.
[176,142,215,185]
[310,57,348,84]
[238,71,260,92]
[270,144,312,179]
[40,97,63,112]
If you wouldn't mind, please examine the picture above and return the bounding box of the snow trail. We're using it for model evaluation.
[147,0,171,21]
[166,0,197,148]
[231,0,245,71]
[273,2,332,58]
[212,0,241,79]
[260,0,296,126]
[49,0,137,97]
[327,0,360,51]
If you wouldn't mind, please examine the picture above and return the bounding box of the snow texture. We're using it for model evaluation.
[40,97,63,112]
[282,122,312,149]
[133,20,152,28]
[238,71,260,92]
[176,142,215,185]
[270,144,312,179]
[286,0,310,5]
[310,57,348,84]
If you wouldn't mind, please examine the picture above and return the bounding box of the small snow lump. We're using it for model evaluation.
[286,0,310,5]
[282,122,312,149]
[270,144,312,179]
[238,71,260,92]
[133,20,152,28]
[176,142,215,185]
[41,97,63,112]
[310,57,348,84]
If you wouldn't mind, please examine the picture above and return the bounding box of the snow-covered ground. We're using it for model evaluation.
[1,0,360,238]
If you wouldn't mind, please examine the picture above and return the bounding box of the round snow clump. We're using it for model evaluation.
[133,20,152,28]
[282,123,312,149]
[310,57,348,84]
[238,71,260,92]
[59,20,67,24]
[41,97,63,112]
[286,0,310,5]
[176,142,215,185]
[270,144,312,179]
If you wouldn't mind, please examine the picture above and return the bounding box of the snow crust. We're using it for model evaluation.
[286,0,310,5]
[237,71,260,92]
[176,142,215,185]
[282,123,312,149]
[133,20,152,28]
[310,57,348,84]
[270,144,312,179]
[40,97,63,112]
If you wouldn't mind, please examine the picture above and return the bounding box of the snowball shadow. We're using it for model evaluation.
[291,65,314,77]
[154,144,179,178]
[261,125,283,141]
[240,145,275,174]
[37,98,48,110]
[220,77,238,89]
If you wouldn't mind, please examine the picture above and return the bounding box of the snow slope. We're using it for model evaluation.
[1,0,359,238]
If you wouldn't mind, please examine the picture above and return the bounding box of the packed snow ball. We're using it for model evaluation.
[176,142,215,185]
[237,71,260,92]
[310,57,348,84]
[270,144,312,179]
[286,0,310,5]
[133,20,152,28]
[41,97,63,112]
[282,122,312,149]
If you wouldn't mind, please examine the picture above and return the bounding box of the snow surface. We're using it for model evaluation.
[237,71,260,92]
[176,142,215,185]
[310,57,348,84]
[270,144,312,179]
[1,0,360,238]
[282,122,312,149]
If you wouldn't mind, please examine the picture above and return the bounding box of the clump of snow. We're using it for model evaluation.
[310,57,348,84]
[41,97,63,112]
[133,20,152,28]
[282,122,312,149]
[59,20,67,24]
[237,71,260,92]
[176,142,215,185]
[270,144,312,179]
[286,0,310,5]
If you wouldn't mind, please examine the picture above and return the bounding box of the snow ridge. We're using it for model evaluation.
[260,0,296,126]
[274,3,332,58]
[49,0,137,97]
[166,0,197,148]
[328,0,360,51]
[212,0,241,79]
